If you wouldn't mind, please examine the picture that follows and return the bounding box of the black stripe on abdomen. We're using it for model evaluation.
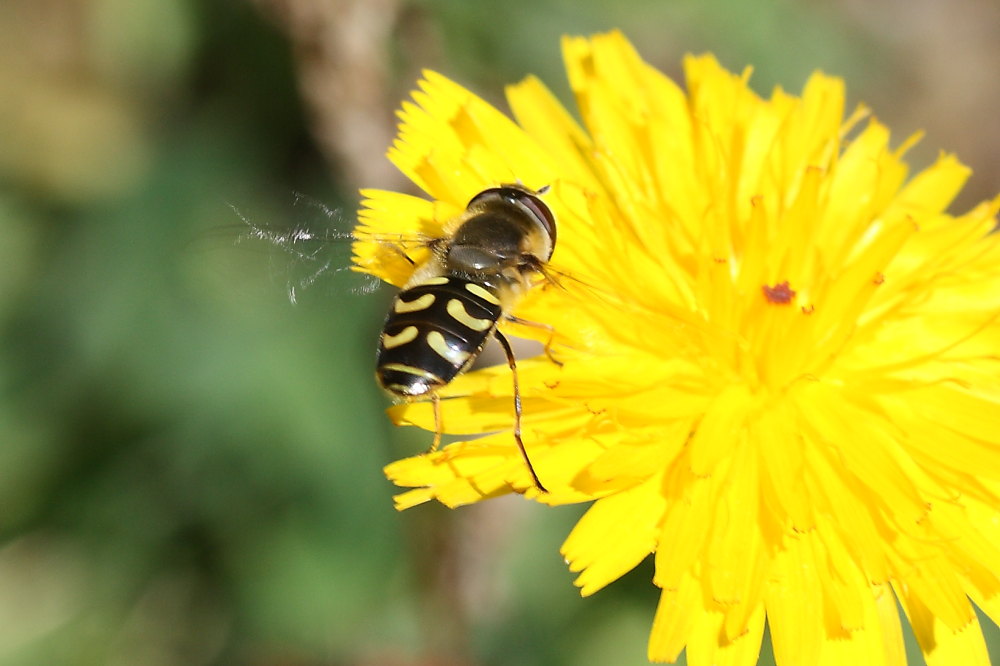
[376,276,502,398]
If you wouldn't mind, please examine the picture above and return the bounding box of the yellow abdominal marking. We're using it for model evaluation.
[380,363,441,381]
[464,282,500,304]
[426,331,471,365]
[447,298,493,331]
[422,276,450,286]
[395,293,435,313]
[382,326,419,349]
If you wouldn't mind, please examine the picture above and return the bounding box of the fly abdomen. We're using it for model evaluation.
[376,275,502,398]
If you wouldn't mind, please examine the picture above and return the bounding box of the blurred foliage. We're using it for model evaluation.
[0,0,996,665]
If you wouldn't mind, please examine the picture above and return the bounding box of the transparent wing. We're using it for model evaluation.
[229,193,438,305]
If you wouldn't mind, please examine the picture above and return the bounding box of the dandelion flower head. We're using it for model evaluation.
[355,31,1000,666]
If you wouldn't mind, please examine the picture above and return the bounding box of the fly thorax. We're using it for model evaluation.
[446,243,512,273]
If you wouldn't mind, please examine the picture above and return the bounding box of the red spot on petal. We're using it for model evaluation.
[873,272,885,285]
[763,281,796,305]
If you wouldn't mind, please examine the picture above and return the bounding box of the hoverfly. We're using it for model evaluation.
[237,184,558,492]
[375,184,556,492]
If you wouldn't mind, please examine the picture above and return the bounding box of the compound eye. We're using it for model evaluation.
[509,190,556,247]
[466,185,557,248]
[465,187,505,209]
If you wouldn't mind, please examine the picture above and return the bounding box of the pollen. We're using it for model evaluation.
[762,281,796,304]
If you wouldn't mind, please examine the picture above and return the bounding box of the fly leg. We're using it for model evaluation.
[429,392,442,452]
[494,329,547,493]
[504,315,562,366]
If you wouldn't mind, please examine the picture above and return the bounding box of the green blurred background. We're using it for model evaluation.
[1,1,997,664]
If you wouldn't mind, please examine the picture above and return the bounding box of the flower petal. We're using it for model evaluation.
[896,585,991,666]
[505,75,598,189]
[685,604,766,666]
[648,573,702,662]
[766,534,825,666]
[815,583,905,666]
[390,71,558,204]
[561,474,665,596]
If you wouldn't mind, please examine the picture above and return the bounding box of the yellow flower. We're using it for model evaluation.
[357,30,1000,666]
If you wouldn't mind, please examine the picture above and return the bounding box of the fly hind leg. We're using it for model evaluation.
[493,329,548,493]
